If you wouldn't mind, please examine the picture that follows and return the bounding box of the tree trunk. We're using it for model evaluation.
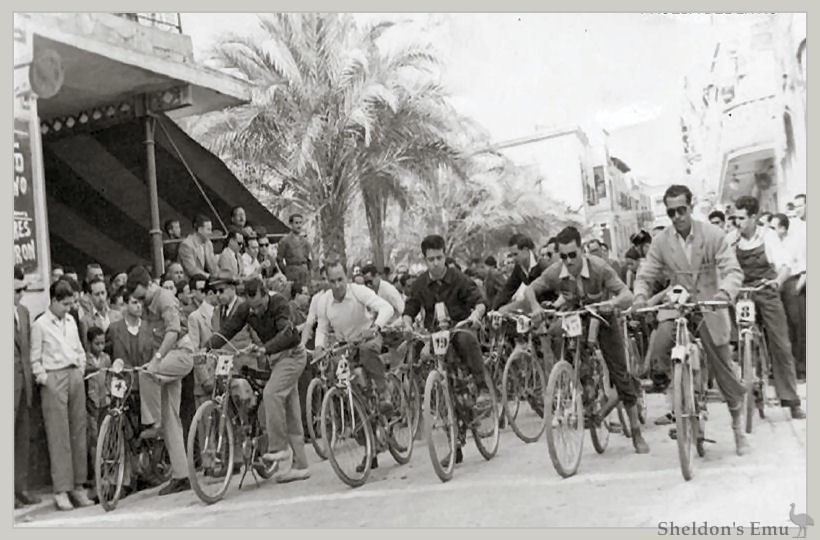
[319,200,348,268]
[362,186,385,272]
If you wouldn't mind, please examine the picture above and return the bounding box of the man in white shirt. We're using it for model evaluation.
[31,279,95,511]
[769,213,806,380]
[728,196,805,418]
[218,227,245,281]
[314,261,394,412]
[361,264,405,324]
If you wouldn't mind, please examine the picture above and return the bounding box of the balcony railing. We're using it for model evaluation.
[116,12,183,34]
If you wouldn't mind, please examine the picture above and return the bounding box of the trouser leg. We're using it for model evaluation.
[754,288,800,403]
[451,329,487,390]
[263,347,306,453]
[14,376,30,495]
[699,324,746,410]
[598,315,638,407]
[358,335,386,392]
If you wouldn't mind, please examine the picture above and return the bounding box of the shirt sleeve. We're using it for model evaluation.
[353,284,394,327]
[315,293,330,348]
[30,319,45,379]
[381,282,405,316]
[634,239,666,299]
[600,260,633,309]
[262,295,299,354]
[188,312,201,349]
[529,265,557,298]
[160,293,181,337]
[403,279,422,319]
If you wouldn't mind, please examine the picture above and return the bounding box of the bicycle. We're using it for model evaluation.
[415,320,501,483]
[735,282,775,434]
[636,287,729,481]
[542,302,628,478]
[490,310,548,443]
[91,359,172,512]
[621,311,649,426]
[318,337,414,488]
[305,348,336,460]
[483,312,516,428]
[388,327,431,441]
[186,337,278,504]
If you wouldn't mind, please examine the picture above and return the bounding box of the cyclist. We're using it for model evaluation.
[521,226,650,454]
[632,184,749,455]
[402,234,489,463]
[727,196,805,419]
[361,263,405,325]
[314,260,395,411]
[204,277,311,483]
[492,234,556,310]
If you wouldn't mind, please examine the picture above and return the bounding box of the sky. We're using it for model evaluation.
[180,13,730,186]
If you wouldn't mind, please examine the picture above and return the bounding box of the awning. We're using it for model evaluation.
[42,113,289,275]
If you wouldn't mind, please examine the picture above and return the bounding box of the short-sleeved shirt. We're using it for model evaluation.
[145,287,182,352]
[404,267,485,330]
[530,255,631,309]
[278,233,312,267]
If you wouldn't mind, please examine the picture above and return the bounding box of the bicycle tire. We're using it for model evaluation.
[187,400,235,504]
[95,414,126,512]
[251,431,279,480]
[472,364,501,460]
[757,332,771,420]
[673,362,695,481]
[589,350,611,454]
[545,360,585,478]
[401,369,422,440]
[321,386,374,488]
[503,349,547,443]
[386,373,414,465]
[742,332,755,434]
[306,378,328,460]
[423,370,456,482]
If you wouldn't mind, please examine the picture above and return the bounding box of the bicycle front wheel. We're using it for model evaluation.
[473,364,501,460]
[386,373,414,465]
[502,349,547,443]
[673,362,696,481]
[187,399,235,504]
[95,414,126,512]
[321,386,374,488]
[306,378,328,460]
[545,360,584,478]
[423,370,457,482]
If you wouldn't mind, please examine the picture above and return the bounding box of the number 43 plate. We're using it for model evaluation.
[215,355,233,376]
[110,379,127,399]
[562,313,583,338]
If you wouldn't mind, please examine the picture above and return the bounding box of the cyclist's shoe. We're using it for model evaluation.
[654,412,675,426]
[274,467,311,484]
[356,455,378,473]
[439,447,463,468]
[158,477,190,496]
[68,489,94,508]
[262,447,293,464]
[790,404,806,420]
[54,492,74,511]
[631,429,650,454]
[139,424,162,440]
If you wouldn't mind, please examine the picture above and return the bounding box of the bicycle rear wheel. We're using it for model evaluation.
[589,351,612,454]
[306,378,328,460]
[321,386,374,488]
[673,362,696,481]
[545,360,585,478]
[95,414,125,512]
[502,349,547,443]
[423,370,456,482]
[187,399,235,504]
[401,369,422,440]
[386,373,414,465]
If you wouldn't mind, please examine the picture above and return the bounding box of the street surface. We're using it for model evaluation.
[16,385,806,528]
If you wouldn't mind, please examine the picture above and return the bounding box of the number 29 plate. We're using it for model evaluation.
[562,313,583,338]
[215,355,233,376]
[736,299,756,324]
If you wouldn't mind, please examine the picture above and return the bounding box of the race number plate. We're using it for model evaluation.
[490,312,503,329]
[215,355,233,376]
[515,315,531,334]
[336,358,350,384]
[561,313,583,338]
[736,299,756,324]
[671,345,687,362]
[432,330,451,356]
[110,379,127,399]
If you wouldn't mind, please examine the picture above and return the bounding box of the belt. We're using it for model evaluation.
[46,364,80,373]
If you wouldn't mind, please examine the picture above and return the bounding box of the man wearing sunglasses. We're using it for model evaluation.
[217,227,245,281]
[632,184,749,455]
[522,226,650,454]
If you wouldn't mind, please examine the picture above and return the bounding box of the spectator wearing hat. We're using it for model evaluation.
[14,268,41,509]
[31,279,95,511]
[178,215,217,279]
[126,266,194,497]
[218,226,245,281]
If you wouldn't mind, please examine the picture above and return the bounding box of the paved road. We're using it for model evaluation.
[16,386,806,528]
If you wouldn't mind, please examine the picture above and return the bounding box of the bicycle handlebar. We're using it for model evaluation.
[633,300,730,314]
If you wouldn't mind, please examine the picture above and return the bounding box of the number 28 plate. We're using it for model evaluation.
[561,313,583,338]
[215,355,233,376]
[736,299,756,324]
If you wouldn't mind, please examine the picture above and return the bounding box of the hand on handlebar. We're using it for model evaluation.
[712,290,731,304]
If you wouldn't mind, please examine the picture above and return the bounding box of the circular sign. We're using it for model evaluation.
[29,49,64,99]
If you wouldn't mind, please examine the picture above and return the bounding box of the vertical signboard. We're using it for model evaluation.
[14,113,38,274]
[593,165,607,200]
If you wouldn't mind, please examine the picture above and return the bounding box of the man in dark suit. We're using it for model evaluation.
[491,234,555,310]
[14,267,41,509]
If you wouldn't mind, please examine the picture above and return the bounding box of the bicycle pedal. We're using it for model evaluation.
[700,438,716,444]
